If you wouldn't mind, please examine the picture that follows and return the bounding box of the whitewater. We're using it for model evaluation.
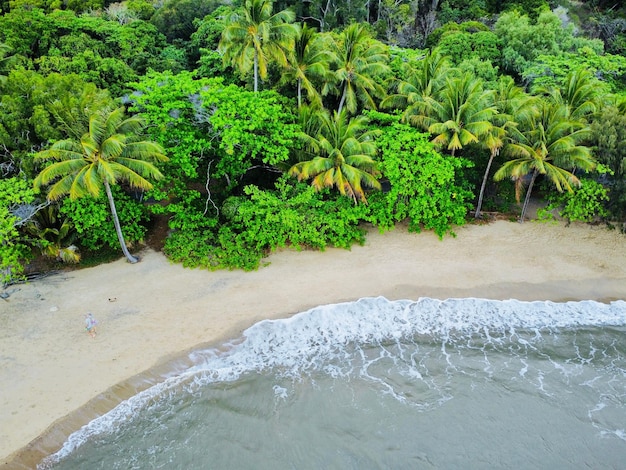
[41,296,626,469]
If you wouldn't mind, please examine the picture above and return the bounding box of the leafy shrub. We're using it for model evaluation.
[164,179,368,271]
[365,115,473,238]
[59,187,150,251]
[537,178,609,223]
[0,177,35,286]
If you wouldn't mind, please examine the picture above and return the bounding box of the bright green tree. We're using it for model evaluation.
[494,101,597,222]
[421,73,497,157]
[281,23,333,107]
[474,76,536,218]
[0,42,15,84]
[330,23,390,114]
[219,0,298,92]
[33,107,167,263]
[382,49,450,126]
[289,109,381,203]
[543,68,602,122]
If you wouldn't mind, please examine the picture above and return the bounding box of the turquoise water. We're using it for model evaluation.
[42,297,626,469]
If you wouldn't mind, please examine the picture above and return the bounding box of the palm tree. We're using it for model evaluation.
[281,24,334,108]
[381,49,449,126]
[494,100,597,222]
[33,107,167,263]
[219,0,298,92]
[474,76,536,218]
[536,68,601,122]
[330,23,390,114]
[24,205,81,264]
[421,73,497,157]
[289,109,381,203]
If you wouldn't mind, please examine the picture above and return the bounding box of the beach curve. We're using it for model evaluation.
[2,220,626,468]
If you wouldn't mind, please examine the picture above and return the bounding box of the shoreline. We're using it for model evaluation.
[2,220,626,468]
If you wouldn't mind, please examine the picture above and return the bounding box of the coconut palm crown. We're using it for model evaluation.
[33,107,167,263]
[289,109,381,203]
[219,0,299,92]
[494,100,596,222]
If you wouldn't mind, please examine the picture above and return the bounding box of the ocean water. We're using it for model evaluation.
[41,297,626,469]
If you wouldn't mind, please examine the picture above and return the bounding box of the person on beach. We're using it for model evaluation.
[85,313,98,338]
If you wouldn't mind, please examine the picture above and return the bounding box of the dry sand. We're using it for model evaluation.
[2,219,626,468]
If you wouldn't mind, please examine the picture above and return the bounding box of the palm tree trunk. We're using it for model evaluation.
[475,152,495,219]
[104,180,138,263]
[297,78,302,108]
[338,84,347,114]
[519,170,538,224]
[253,49,259,93]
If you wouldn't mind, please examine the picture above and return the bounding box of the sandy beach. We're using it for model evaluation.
[2,219,626,468]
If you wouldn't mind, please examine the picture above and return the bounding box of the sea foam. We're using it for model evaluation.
[40,296,626,468]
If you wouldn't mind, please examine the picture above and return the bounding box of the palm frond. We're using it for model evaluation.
[122,141,167,161]
[33,159,87,188]
[101,135,126,160]
[46,175,75,201]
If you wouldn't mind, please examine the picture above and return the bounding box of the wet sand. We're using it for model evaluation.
[1,220,626,468]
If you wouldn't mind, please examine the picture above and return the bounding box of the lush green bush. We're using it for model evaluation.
[523,48,625,92]
[164,179,368,271]
[0,70,112,177]
[365,113,473,238]
[59,187,150,252]
[538,178,609,223]
[438,2,489,24]
[0,8,176,96]
[0,177,35,286]
[495,10,604,77]
[435,30,500,65]
[486,0,549,18]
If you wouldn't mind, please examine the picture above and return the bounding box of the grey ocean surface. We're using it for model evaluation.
[42,297,626,469]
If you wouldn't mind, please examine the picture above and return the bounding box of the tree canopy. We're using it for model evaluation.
[1,0,624,275]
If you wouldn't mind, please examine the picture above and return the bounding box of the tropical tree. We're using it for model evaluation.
[543,68,601,122]
[33,107,167,263]
[281,24,334,107]
[330,23,390,114]
[381,49,449,124]
[474,76,536,218]
[494,101,597,222]
[420,72,497,157]
[218,0,299,92]
[289,109,381,203]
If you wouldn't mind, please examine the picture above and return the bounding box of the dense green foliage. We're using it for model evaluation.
[538,177,609,224]
[366,113,473,237]
[59,188,150,251]
[1,0,625,277]
[0,177,35,286]
[0,8,181,95]
[164,178,368,270]
[33,107,167,263]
